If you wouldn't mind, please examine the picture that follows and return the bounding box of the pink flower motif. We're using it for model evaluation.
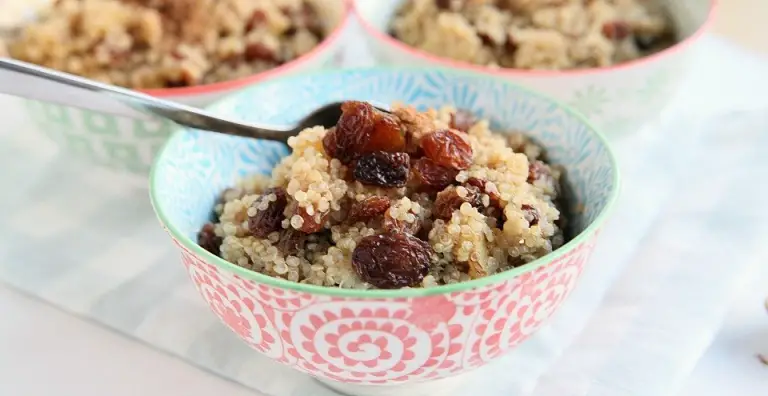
[211,295,251,339]
[408,295,457,331]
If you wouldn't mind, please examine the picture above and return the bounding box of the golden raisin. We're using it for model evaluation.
[366,111,406,153]
[420,129,473,170]
[602,21,631,40]
[412,158,459,191]
[296,206,328,233]
[348,196,391,224]
[329,101,377,163]
[433,185,482,220]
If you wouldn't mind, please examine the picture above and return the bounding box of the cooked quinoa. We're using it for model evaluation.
[197,102,568,290]
[4,0,342,89]
[390,0,675,70]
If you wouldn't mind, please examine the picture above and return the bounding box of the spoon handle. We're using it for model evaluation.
[0,58,292,142]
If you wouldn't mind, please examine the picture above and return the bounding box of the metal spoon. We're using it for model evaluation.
[0,58,386,144]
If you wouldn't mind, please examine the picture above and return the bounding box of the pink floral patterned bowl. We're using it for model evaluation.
[149,68,619,396]
[354,0,717,136]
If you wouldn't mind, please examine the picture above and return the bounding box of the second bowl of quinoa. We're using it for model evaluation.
[150,67,618,395]
[2,0,351,177]
[354,0,717,135]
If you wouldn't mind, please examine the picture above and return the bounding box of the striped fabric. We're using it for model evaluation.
[0,34,766,396]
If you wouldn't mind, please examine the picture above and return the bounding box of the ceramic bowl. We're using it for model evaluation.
[15,0,351,178]
[150,68,619,396]
[353,0,717,135]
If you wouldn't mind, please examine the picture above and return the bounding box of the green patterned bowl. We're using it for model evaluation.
[353,0,717,135]
[16,0,351,180]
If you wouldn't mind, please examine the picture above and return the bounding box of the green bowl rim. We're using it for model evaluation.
[149,66,621,299]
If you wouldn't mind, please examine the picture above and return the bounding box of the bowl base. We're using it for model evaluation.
[315,371,476,396]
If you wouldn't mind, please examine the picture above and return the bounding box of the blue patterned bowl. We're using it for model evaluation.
[150,68,619,395]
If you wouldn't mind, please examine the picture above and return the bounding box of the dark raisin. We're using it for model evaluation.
[328,101,377,163]
[383,207,422,235]
[435,0,453,10]
[352,233,432,289]
[298,2,325,37]
[353,151,410,188]
[421,129,473,170]
[466,177,505,228]
[634,35,658,51]
[296,207,328,233]
[277,228,307,256]
[197,223,222,255]
[348,196,391,224]
[505,33,518,53]
[412,158,459,191]
[433,185,482,220]
[248,188,288,238]
[521,204,540,226]
[466,177,502,207]
[602,21,631,40]
[245,42,276,62]
[366,111,406,153]
[450,109,476,133]
[528,160,550,184]
[478,32,495,47]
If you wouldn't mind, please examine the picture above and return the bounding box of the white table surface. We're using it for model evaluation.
[2,35,768,395]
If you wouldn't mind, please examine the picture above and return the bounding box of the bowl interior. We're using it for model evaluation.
[355,0,714,58]
[151,68,618,293]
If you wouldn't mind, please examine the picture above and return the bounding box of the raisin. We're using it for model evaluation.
[353,151,410,188]
[412,158,459,191]
[248,188,288,238]
[478,32,495,47]
[366,111,406,153]
[521,204,540,226]
[421,129,473,170]
[602,21,631,40]
[352,233,432,289]
[348,196,391,224]
[505,33,518,53]
[296,206,328,233]
[466,177,505,228]
[197,223,222,255]
[245,42,276,62]
[328,101,376,163]
[383,208,422,235]
[245,10,267,32]
[634,35,658,51]
[528,160,550,184]
[450,109,476,133]
[435,0,453,10]
[322,127,338,158]
[277,228,307,256]
[433,185,482,220]
[304,5,325,38]
[466,177,502,207]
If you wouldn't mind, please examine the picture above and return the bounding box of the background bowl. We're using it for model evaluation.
[353,0,716,135]
[150,68,619,395]
[15,0,351,178]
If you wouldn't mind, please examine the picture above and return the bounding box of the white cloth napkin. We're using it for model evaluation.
[1,33,767,396]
